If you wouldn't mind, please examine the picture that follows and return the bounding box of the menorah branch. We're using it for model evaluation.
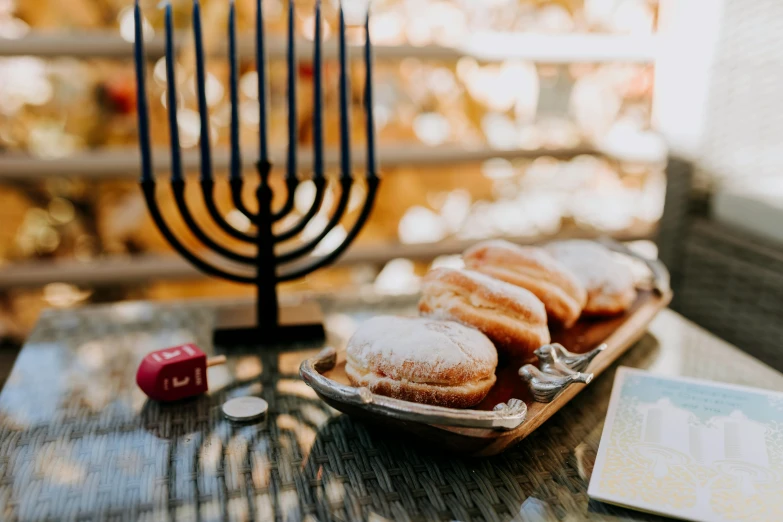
[279,176,380,282]
[274,177,327,242]
[271,178,298,222]
[142,180,255,285]
[200,180,257,243]
[171,180,257,264]
[275,177,352,263]
[229,178,260,225]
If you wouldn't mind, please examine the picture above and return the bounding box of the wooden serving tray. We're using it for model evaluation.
[301,242,672,456]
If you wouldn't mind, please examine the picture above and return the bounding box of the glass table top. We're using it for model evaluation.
[0,294,780,521]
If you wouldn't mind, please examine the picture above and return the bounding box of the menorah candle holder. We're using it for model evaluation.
[133,0,379,346]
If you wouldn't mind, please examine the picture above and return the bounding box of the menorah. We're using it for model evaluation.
[133,0,379,345]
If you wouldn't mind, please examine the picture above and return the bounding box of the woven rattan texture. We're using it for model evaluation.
[678,219,783,372]
[0,298,781,521]
[656,157,694,306]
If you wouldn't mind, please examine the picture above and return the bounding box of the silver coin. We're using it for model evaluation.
[222,396,268,422]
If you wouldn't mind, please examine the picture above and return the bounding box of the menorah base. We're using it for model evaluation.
[214,301,326,346]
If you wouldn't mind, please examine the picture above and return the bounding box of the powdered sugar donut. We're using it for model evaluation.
[419,267,550,360]
[545,240,636,316]
[345,316,497,408]
[464,240,587,327]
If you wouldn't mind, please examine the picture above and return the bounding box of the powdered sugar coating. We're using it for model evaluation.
[464,240,586,300]
[545,240,634,294]
[470,239,556,267]
[459,268,543,312]
[346,315,497,385]
[463,239,587,326]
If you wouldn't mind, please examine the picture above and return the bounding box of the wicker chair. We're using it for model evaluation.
[654,0,783,370]
[657,158,783,371]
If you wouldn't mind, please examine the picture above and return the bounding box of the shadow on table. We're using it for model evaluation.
[295,332,665,522]
[127,333,665,521]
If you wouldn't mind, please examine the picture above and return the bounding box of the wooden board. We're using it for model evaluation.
[318,287,672,456]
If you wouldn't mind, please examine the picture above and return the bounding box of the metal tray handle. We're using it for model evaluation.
[520,237,669,402]
[598,236,671,295]
[519,343,606,402]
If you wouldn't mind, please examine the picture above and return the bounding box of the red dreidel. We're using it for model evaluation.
[136,344,226,401]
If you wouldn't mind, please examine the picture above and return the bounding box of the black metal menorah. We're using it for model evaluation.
[133,0,379,345]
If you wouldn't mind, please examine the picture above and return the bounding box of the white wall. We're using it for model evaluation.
[655,0,783,190]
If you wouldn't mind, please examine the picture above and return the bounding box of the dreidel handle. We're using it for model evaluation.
[207,355,227,367]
